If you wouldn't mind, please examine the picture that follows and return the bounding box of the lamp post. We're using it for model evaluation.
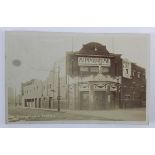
[71,58,74,76]
[50,63,61,112]
[15,87,16,107]
[132,81,136,108]
[116,77,120,109]
[140,85,145,107]
[57,65,61,112]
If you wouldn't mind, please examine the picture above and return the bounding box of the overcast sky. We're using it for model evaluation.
[6,32,149,93]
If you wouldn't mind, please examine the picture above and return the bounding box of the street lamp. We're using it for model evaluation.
[132,81,136,107]
[71,58,74,76]
[116,77,121,109]
[57,65,61,112]
[15,87,16,107]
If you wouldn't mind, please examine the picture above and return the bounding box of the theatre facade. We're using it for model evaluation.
[66,42,146,110]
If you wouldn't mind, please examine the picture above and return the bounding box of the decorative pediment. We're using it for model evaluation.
[89,73,121,83]
[79,42,110,56]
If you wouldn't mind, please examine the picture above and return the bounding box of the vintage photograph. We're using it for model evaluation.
[6,31,149,123]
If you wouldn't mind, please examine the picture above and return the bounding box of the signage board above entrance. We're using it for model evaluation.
[78,57,111,66]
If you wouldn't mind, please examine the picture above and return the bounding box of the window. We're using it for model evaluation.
[90,67,98,72]
[80,67,89,72]
[126,69,128,74]
[125,95,130,99]
[132,70,136,76]
[137,72,141,78]
[102,67,109,73]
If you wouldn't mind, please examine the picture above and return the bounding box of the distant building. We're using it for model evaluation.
[16,94,22,106]
[21,69,67,109]
[66,42,146,110]
[21,79,43,108]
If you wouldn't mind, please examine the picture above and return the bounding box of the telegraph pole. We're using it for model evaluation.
[15,87,16,107]
[116,77,120,109]
[57,65,61,112]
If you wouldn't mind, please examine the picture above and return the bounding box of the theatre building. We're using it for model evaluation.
[66,42,146,110]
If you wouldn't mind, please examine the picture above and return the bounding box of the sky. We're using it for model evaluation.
[5,31,149,93]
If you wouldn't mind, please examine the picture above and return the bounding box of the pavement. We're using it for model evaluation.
[8,106,113,122]
[8,105,146,122]
[62,108,146,121]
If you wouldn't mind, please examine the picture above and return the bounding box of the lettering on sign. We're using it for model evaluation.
[78,57,111,66]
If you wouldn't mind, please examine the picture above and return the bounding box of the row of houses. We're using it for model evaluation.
[21,68,67,109]
[21,42,146,110]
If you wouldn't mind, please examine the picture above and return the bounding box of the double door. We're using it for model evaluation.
[94,91,107,110]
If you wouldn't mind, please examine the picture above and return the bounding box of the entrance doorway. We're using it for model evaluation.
[49,97,52,109]
[94,91,107,110]
[80,92,89,110]
[24,99,27,107]
[39,98,41,108]
[35,98,37,108]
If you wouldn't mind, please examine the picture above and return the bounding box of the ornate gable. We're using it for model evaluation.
[79,42,109,56]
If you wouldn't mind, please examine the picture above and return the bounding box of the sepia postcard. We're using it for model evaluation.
[5,30,149,124]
